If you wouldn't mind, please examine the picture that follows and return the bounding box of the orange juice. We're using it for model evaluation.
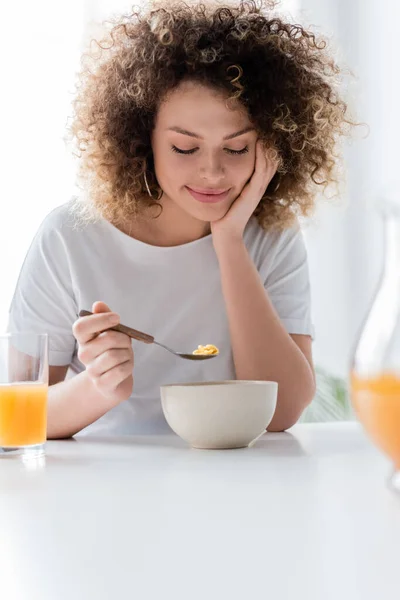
[351,373,400,468]
[0,382,48,447]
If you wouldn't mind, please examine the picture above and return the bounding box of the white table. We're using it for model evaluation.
[0,423,399,600]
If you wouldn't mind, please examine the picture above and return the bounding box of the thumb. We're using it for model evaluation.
[92,301,113,314]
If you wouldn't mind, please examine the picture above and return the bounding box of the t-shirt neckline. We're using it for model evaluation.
[100,216,214,258]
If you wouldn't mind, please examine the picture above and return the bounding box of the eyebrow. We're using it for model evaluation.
[167,126,255,140]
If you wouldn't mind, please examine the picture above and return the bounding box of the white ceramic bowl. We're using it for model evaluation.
[160,380,278,449]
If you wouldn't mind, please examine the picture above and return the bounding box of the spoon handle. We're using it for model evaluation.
[78,310,155,344]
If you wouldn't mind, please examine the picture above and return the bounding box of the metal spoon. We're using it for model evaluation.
[78,310,218,361]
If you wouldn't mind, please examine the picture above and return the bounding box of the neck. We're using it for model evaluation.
[118,195,211,247]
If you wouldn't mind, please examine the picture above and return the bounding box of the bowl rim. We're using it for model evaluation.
[160,380,278,389]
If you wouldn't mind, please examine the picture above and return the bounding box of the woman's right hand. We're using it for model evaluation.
[73,301,134,404]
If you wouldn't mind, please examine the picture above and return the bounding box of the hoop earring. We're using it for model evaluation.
[143,171,162,201]
[273,179,281,193]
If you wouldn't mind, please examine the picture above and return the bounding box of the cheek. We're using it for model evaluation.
[229,155,255,187]
[154,152,191,188]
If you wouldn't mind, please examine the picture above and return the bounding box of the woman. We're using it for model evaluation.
[8,1,353,437]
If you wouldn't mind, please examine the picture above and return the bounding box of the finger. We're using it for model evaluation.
[256,141,271,175]
[78,330,132,364]
[87,348,133,378]
[262,143,280,175]
[92,301,113,314]
[243,142,269,197]
[73,312,120,345]
[95,361,133,393]
[252,142,278,190]
[232,141,277,211]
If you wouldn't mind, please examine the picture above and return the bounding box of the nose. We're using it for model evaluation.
[199,151,225,182]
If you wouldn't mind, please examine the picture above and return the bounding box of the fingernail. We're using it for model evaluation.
[108,314,120,324]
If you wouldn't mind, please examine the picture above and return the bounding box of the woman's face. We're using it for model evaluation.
[151,81,258,223]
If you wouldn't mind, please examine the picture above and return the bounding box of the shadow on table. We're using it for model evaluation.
[72,434,186,449]
[66,430,309,458]
[68,430,308,457]
[252,431,308,457]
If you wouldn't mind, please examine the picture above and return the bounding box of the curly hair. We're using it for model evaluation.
[69,0,355,230]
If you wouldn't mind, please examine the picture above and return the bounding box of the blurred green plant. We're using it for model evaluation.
[300,367,354,422]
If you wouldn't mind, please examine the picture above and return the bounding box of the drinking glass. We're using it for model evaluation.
[0,333,48,458]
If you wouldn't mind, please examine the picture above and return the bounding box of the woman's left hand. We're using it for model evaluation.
[211,140,279,245]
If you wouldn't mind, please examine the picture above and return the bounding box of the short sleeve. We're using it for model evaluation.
[261,225,315,339]
[7,215,78,366]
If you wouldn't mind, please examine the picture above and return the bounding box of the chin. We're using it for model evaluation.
[191,205,230,223]
[187,197,234,218]
[207,209,230,222]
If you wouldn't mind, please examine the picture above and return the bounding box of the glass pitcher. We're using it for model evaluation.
[351,199,400,492]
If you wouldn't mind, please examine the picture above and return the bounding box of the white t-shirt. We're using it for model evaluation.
[7,201,314,435]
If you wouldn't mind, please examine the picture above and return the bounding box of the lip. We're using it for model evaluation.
[186,186,230,204]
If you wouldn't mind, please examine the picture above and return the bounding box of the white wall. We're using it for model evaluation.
[298,0,400,377]
[1,1,84,330]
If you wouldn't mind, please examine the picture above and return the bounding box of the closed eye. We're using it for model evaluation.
[171,145,198,155]
[225,147,249,155]
[171,145,249,156]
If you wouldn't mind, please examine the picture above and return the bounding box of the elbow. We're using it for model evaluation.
[267,378,316,433]
[267,414,303,433]
[46,426,77,440]
[267,409,305,432]
[47,433,76,440]
[267,414,301,433]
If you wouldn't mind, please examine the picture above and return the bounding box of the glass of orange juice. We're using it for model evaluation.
[351,199,400,491]
[0,333,48,458]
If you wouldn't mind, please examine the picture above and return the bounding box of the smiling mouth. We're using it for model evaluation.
[186,186,230,204]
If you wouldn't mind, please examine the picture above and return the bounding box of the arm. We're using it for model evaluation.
[47,368,122,439]
[211,141,315,431]
[214,239,315,431]
[7,211,134,439]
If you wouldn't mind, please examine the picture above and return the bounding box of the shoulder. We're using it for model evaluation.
[244,216,305,267]
[38,198,85,232]
[35,198,103,247]
[34,200,75,240]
